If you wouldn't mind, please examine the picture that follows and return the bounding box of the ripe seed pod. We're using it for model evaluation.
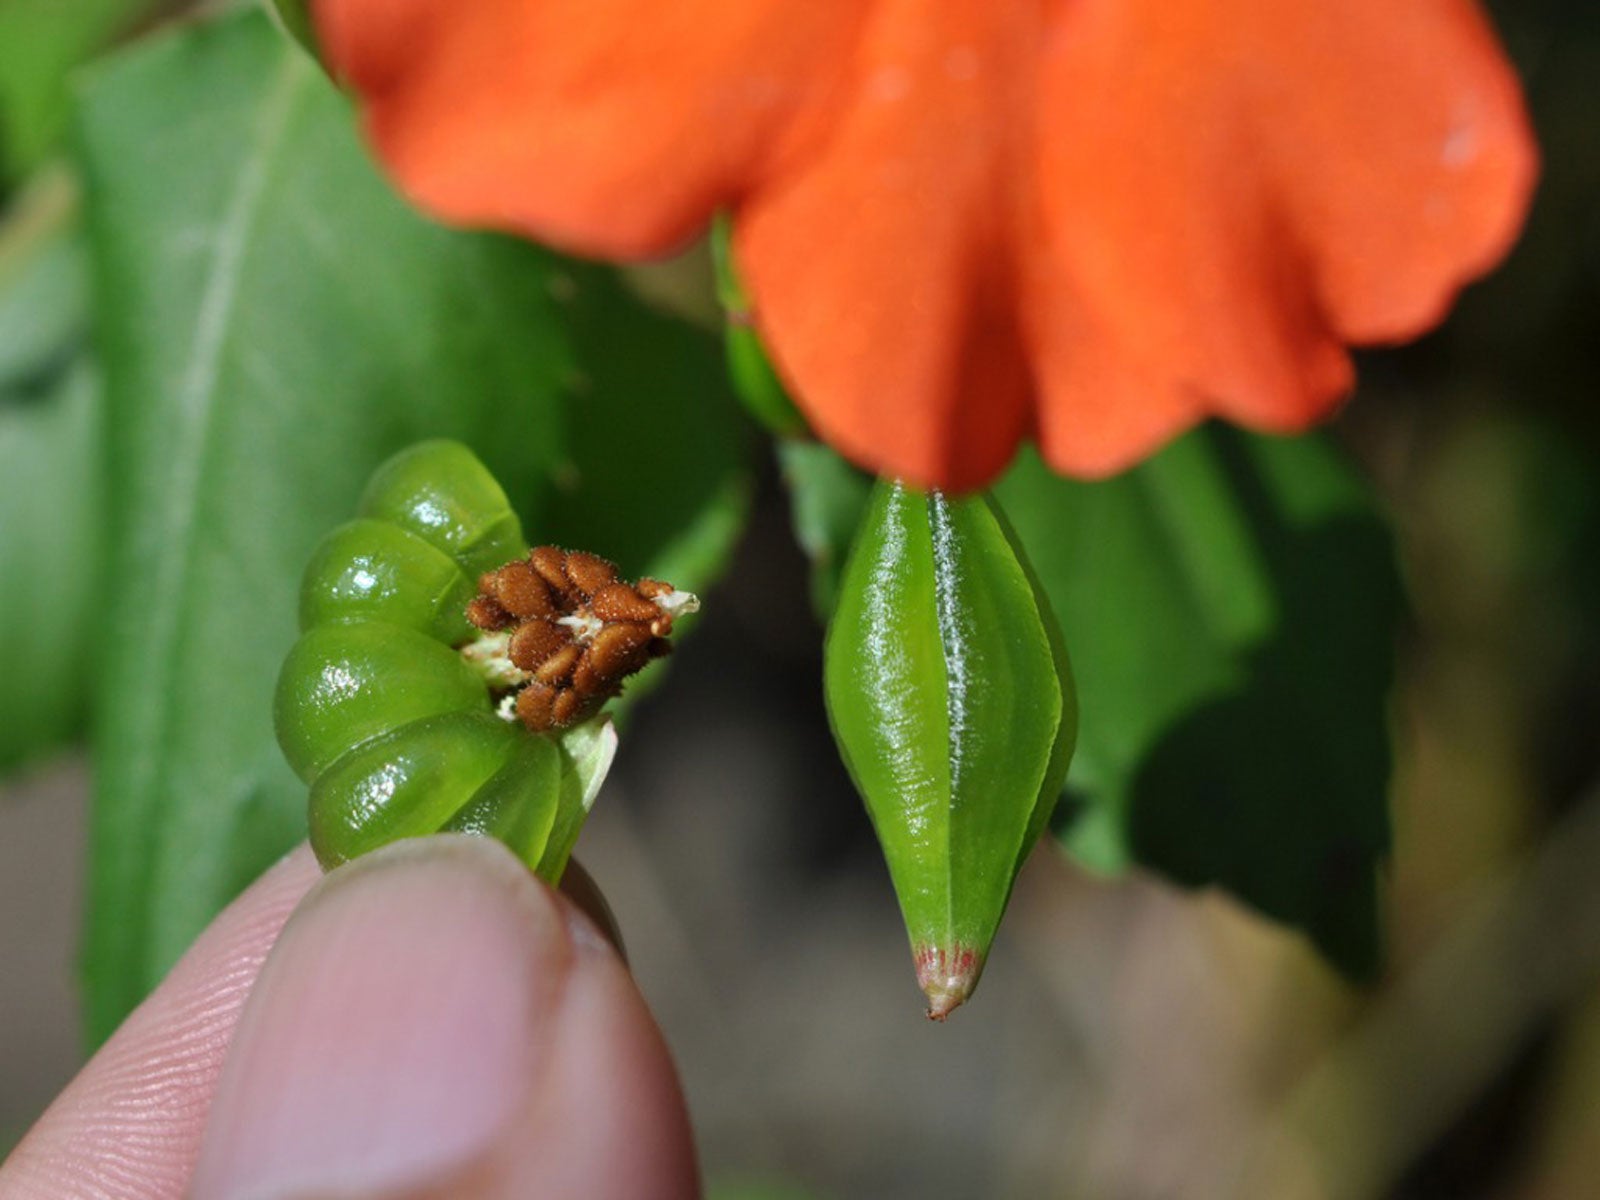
[825,480,1077,1019]
[274,439,691,881]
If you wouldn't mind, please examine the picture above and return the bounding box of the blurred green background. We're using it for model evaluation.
[2,1,1598,1197]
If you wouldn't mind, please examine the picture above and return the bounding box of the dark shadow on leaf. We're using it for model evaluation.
[543,264,751,582]
[1126,431,1401,980]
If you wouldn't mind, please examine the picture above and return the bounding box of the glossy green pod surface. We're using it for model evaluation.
[274,440,614,880]
[298,518,478,643]
[444,734,564,867]
[309,711,523,865]
[825,480,1077,1017]
[359,440,527,577]
[275,621,488,783]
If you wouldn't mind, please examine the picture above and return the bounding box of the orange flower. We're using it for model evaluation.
[313,0,1536,490]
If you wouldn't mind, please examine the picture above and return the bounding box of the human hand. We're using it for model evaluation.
[0,835,698,1199]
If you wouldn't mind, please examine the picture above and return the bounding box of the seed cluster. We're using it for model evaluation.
[466,546,683,732]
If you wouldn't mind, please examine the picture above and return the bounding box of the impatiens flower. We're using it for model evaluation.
[312,0,1537,491]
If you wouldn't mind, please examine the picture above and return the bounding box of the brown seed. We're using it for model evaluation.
[563,551,619,596]
[551,687,585,727]
[571,652,632,698]
[466,595,513,631]
[515,682,556,732]
[534,642,583,686]
[508,619,570,671]
[528,546,573,597]
[490,560,555,619]
[587,622,654,681]
[470,545,693,732]
[589,583,659,624]
[570,657,602,696]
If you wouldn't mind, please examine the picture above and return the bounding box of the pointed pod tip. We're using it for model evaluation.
[915,944,983,1021]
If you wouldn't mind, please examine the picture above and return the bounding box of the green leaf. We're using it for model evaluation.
[825,481,1074,1015]
[0,0,155,181]
[537,262,755,711]
[710,213,808,438]
[0,173,102,772]
[779,440,873,619]
[540,268,753,594]
[264,0,319,57]
[994,433,1276,870]
[995,428,1398,978]
[76,8,747,1043]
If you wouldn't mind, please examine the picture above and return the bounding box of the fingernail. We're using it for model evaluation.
[188,835,582,1200]
[558,858,627,962]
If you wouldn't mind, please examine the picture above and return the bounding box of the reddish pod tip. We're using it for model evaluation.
[914,944,983,1021]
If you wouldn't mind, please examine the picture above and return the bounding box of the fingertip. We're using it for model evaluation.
[502,920,700,1199]
[189,835,696,1200]
[0,845,321,1200]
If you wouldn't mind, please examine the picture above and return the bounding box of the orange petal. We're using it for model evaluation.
[737,2,1041,492]
[1026,0,1536,478]
[314,0,861,257]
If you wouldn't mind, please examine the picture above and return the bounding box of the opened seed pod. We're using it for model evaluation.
[274,439,697,880]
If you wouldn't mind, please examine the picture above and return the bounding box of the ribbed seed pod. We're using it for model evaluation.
[273,439,690,881]
[825,480,1077,1018]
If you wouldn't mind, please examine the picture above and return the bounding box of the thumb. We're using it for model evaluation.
[187,835,698,1200]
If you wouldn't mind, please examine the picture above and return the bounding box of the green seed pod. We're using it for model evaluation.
[274,439,680,881]
[298,518,478,644]
[310,711,527,866]
[825,480,1077,1018]
[358,440,528,578]
[275,621,487,784]
[444,733,564,867]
